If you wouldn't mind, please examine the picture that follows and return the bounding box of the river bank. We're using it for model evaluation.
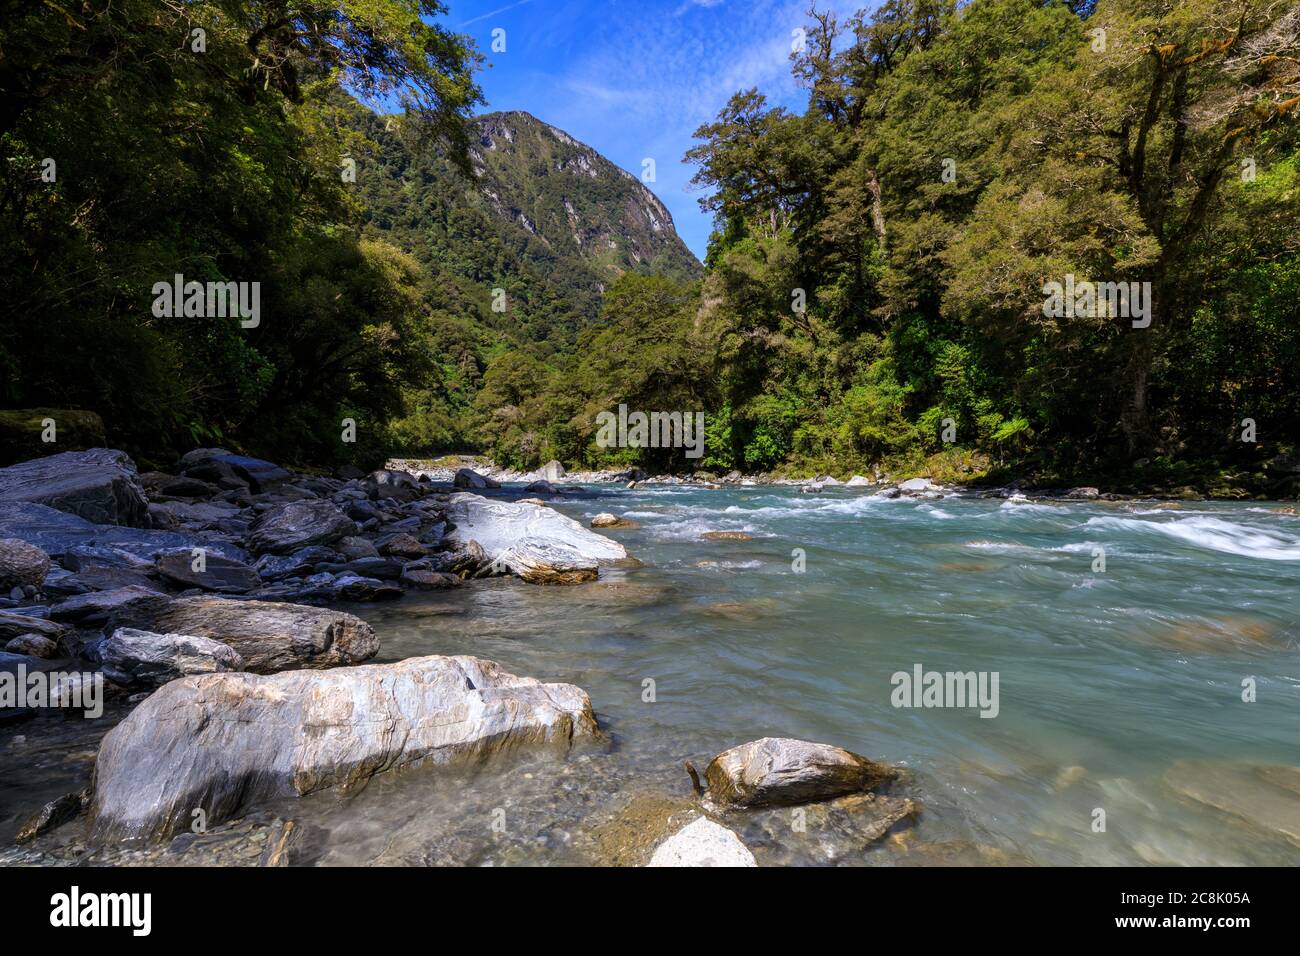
[1,448,1297,865]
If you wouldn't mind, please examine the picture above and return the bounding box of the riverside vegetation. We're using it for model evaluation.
[3,1,1297,496]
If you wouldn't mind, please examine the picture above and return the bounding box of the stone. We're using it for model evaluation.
[155,549,261,593]
[246,500,357,555]
[399,569,462,590]
[4,634,58,658]
[0,610,68,644]
[137,596,379,674]
[538,460,566,482]
[332,574,402,602]
[702,737,896,809]
[701,531,752,541]
[647,817,756,867]
[0,449,150,526]
[141,473,220,499]
[1066,487,1100,499]
[453,468,500,490]
[49,585,173,631]
[376,532,426,559]
[178,449,290,493]
[96,627,244,688]
[90,655,599,840]
[446,493,626,584]
[525,480,556,495]
[252,546,341,582]
[590,513,639,529]
[898,478,936,493]
[0,538,50,590]
[15,790,88,844]
[335,535,380,561]
[846,475,871,487]
[876,487,902,499]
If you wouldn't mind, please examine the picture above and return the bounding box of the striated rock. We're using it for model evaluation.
[701,531,752,541]
[0,449,150,527]
[155,549,260,593]
[335,536,379,561]
[647,817,756,867]
[453,468,500,490]
[96,627,244,688]
[0,610,68,644]
[246,500,357,555]
[138,596,378,674]
[49,586,172,631]
[1163,760,1300,848]
[446,493,626,584]
[90,655,599,840]
[590,513,639,529]
[332,574,402,602]
[0,538,50,590]
[4,633,58,658]
[399,569,462,590]
[1065,486,1100,500]
[702,737,896,809]
[179,449,290,493]
[252,546,341,582]
[376,532,426,559]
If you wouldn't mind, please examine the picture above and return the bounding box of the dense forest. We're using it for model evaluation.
[3,0,1298,493]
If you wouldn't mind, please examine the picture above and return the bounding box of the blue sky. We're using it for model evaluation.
[442,0,863,261]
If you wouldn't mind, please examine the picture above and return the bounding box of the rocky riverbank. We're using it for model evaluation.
[0,446,918,864]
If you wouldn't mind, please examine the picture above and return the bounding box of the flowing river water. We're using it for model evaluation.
[3,486,1298,865]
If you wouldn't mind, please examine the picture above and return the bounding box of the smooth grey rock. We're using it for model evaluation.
[96,627,243,688]
[524,479,556,494]
[0,449,150,526]
[703,737,896,809]
[537,460,566,482]
[135,595,378,674]
[647,817,756,867]
[246,500,357,555]
[846,475,871,487]
[899,478,936,493]
[445,493,626,584]
[155,549,260,593]
[91,655,598,839]
[0,538,50,590]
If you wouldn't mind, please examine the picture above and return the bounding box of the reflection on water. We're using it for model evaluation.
[3,488,1299,865]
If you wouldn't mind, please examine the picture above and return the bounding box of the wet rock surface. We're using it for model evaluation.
[702,737,897,809]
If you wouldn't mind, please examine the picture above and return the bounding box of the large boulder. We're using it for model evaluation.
[0,449,150,526]
[0,610,68,644]
[90,655,599,839]
[0,501,245,564]
[537,460,566,483]
[0,538,50,589]
[453,468,500,490]
[155,549,261,593]
[179,449,290,493]
[246,500,357,555]
[49,586,173,631]
[445,493,626,584]
[702,737,896,809]
[647,817,756,867]
[136,596,379,674]
[96,627,244,688]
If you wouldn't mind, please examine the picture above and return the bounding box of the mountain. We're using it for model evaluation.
[359,110,701,357]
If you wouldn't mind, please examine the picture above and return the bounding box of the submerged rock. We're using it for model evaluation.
[90,655,599,840]
[15,790,88,844]
[647,817,756,867]
[0,449,150,527]
[701,530,752,541]
[590,513,639,529]
[445,493,626,584]
[701,737,896,809]
[95,627,244,688]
